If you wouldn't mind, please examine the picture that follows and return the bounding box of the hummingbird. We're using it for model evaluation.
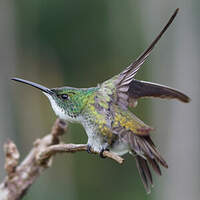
[12,8,190,193]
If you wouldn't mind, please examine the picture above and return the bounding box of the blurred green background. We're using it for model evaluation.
[0,0,199,200]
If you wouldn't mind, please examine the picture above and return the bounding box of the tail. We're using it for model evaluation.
[128,134,168,193]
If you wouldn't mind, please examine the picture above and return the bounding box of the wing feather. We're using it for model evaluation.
[100,9,190,111]
[128,80,190,103]
[117,8,179,87]
[113,9,190,109]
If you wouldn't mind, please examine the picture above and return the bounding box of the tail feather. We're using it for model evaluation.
[129,133,168,193]
[147,157,162,176]
[135,156,153,193]
[144,136,168,168]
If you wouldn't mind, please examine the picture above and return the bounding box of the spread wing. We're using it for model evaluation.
[101,8,190,110]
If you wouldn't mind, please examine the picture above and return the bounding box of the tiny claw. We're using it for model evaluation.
[87,145,92,154]
[100,148,109,159]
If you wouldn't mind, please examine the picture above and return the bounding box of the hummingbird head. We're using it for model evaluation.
[11,78,93,121]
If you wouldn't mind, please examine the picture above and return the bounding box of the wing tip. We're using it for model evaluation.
[181,95,191,103]
[175,8,179,14]
[176,92,191,103]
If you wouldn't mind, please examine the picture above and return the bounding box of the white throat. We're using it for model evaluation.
[43,93,73,121]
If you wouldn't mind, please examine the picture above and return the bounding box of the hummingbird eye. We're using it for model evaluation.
[60,94,69,100]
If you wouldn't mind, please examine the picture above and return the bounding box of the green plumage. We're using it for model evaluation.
[11,9,190,193]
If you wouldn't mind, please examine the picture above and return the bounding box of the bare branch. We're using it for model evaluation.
[37,144,124,164]
[0,119,67,200]
[0,119,124,200]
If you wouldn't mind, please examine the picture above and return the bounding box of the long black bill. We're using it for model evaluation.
[11,77,54,95]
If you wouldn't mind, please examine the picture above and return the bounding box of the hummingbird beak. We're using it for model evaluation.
[11,77,54,95]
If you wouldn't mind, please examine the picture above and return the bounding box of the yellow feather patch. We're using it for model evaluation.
[113,111,152,135]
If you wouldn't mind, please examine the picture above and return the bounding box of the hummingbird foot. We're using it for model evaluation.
[87,144,92,154]
[100,148,109,159]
